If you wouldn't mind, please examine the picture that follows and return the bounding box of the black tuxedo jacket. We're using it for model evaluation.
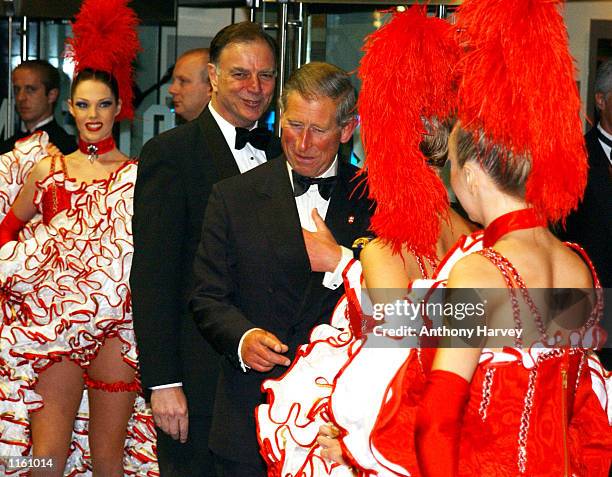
[190,155,373,464]
[560,126,611,288]
[130,107,281,416]
[0,118,76,155]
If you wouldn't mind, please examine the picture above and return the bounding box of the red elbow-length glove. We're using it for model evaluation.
[0,209,26,247]
[415,369,470,477]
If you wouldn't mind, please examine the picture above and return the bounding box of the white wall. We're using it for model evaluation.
[178,7,249,38]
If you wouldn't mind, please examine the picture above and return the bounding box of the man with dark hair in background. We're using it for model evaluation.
[169,48,212,122]
[0,59,75,155]
[131,21,280,476]
[190,62,372,476]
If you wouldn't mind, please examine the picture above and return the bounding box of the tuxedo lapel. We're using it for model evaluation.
[324,159,365,245]
[265,131,283,159]
[199,108,240,180]
[255,157,311,291]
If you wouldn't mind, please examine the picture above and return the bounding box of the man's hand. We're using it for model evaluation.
[241,329,290,372]
[303,209,341,273]
[150,387,189,443]
[317,424,349,466]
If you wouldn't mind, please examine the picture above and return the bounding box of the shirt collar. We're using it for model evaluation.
[597,122,612,141]
[21,115,54,134]
[208,102,258,151]
[287,156,339,188]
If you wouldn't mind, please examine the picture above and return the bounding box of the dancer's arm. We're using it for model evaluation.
[0,156,52,245]
[415,255,489,477]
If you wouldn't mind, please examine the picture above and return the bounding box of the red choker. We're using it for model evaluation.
[483,208,546,248]
[78,136,116,162]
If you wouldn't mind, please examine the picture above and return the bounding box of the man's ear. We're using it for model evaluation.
[339,117,357,144]
[595,92,606,113]
[47,88,59,105]
[208,63,219,93]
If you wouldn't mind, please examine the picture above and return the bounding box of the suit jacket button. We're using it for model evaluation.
[267,287,274,294]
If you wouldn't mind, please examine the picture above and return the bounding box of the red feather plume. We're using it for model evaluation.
[455,0,586,222]
[66,0,140,121]
[358,6,460,257]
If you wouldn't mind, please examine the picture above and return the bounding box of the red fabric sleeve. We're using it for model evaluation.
[0,209,26,247]
[415,369,470,477]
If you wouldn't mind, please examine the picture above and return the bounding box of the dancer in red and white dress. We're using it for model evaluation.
[409,1,612,475]
[0,1,158,475]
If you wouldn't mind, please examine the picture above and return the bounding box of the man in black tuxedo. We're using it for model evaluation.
[130,22,280,476]
[0,60,75,155]
[190,62,373,476]
[560,59,612,369]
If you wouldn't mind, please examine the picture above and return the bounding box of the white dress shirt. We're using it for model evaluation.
[21,115,54,134]
[209,103,269,173]
[597,123,612,166]
[286,158,352,288]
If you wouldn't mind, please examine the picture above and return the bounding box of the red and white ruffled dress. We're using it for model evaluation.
[0,132,158,476]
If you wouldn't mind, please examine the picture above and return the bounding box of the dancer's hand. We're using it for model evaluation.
[151,387,189,443]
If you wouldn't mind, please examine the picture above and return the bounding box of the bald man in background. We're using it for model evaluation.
[169,48,212,122]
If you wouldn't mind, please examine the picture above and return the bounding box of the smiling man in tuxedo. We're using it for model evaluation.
[190,62,373,476]
[131,21,281,476]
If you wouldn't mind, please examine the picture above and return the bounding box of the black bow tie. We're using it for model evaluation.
[292,170,337,200]
[235,127,272,151]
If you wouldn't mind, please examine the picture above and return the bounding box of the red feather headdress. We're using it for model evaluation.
[455,0,586,222]
[358,5,460,257]
[66,0,140,121]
